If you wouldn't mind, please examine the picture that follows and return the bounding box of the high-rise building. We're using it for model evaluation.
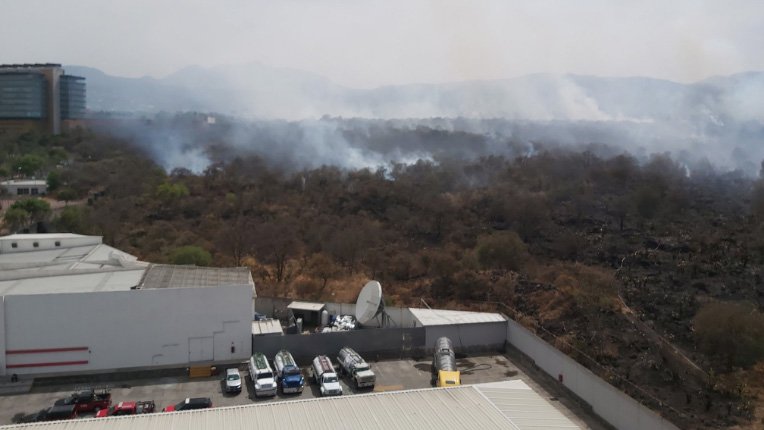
[0,63,86,135]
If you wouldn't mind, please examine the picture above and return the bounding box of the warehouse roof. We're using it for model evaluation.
[409,308,507,326]
[287,301,326,312]
[140,265,254,290]
[0,381,581,430]
[252,319,284,336]
[0,179,47,186]
[0,234,254,296]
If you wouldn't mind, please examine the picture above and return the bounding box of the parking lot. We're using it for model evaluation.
[0,353,592,427]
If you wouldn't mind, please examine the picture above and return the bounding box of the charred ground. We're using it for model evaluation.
[3,127,764,429]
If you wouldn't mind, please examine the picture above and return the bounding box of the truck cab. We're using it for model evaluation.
[249,352,277,397]
[274,349,305,394]
[312,355,342,396]
[337,347,376,389]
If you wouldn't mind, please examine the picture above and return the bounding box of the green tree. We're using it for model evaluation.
[54,206,88,233]
[475,231,528,271]
[156,182,189,202]
[47,171,61,191]
[3,207,29,232]
[170,245,212,266]
[10,198,51,223]
[56,187,78,205]
[14,154,45,177]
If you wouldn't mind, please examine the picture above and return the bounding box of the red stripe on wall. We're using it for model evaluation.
[6,360,89,368]
[6,347,89,355]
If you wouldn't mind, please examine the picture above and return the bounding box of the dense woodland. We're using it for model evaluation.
[3,127,764,429]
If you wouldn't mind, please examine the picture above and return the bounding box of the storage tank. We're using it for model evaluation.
[321,309,329,327]
[296,317,303,333]
[433,337,457,372]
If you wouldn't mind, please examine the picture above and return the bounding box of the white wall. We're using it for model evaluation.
[0,297,5,373]
[0,235,101,253]
[507,319,679,430]
[2,285,252,376]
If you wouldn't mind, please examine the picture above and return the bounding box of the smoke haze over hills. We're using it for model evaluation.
[73,64,764,175]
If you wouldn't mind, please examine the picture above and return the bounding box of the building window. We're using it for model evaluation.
[55,241,61,247]
[33,242,39,248]
[31,188,38,195]
[17,188,29,195]
[11,243,18,248]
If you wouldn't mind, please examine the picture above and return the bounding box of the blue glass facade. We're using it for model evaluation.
[0,73,46,119]
[61,75,86,119]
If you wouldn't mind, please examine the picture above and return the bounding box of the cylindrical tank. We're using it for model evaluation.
[435,337,453,352]
[321,310,329,327]
[296,318,303,333]
[433,337,456,371]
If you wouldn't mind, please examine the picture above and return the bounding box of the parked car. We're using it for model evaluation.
[162,397,212,412]
[23,405,77,422]
[96,400,155,417]
[224,368,242,394]
[54,389,111,413]
[273,349,305,394]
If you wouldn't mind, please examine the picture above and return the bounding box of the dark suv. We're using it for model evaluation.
[162,397,212,412]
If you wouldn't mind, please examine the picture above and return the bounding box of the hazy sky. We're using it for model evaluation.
[2,0,763,88]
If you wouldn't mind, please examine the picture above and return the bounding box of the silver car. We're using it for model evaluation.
[224,368,242,394]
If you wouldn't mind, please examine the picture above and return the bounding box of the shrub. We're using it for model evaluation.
[170,245,212,266]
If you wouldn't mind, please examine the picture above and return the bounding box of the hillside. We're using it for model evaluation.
[4,127,764,428]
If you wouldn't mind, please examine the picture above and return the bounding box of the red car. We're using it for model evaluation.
[54,389,111,413]
[162,397,212,412]
[96,400,155,417]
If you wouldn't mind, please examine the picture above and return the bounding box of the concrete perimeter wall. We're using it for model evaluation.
[507,319,679,430]
[252,327,426,364]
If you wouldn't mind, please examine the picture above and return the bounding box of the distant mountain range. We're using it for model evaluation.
[66,63,764,123]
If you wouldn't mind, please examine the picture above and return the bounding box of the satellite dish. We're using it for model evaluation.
[355,281,384,326]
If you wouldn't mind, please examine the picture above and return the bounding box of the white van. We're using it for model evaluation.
[248,353,277,397]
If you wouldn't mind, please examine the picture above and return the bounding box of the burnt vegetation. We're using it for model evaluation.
[3,127,764,429]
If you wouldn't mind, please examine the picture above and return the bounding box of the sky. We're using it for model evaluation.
[1,0,763,88]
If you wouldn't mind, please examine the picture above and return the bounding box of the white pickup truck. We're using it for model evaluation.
[312,355,342,396]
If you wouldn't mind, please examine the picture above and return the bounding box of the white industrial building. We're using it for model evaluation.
[0,179,47,196]
[0,233,255,376]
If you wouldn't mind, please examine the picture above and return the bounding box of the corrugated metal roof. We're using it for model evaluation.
[0,236,253,296]
[475,380,582,429]
[140,265,254,290]
[287,301,326,312]
[252,319,284,336]
[0,383,580,430]
[0,269,146,295]
[409,308,507,326]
